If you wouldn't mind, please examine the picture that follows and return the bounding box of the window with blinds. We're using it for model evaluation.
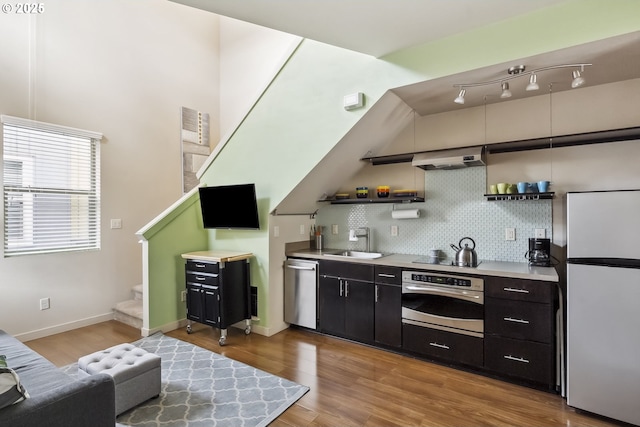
[2,115,102,257]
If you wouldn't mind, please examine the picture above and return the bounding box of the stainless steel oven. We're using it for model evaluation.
[402,270,484,337]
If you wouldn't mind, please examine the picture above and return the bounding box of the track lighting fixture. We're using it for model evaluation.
[526,74,539,91]
[453,63,591,104]
[500,82,512,98]
[572,69,585,88]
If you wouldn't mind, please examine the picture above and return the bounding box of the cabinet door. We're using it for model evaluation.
[485,277,553,304]
[318,275,345,335]
[202,284,220,327]
[186,283,203,322]
[374,283,402,347]
[344,279,374,342]
[485,297,553,343]
[403,323,483,367]
[485,335,553,386]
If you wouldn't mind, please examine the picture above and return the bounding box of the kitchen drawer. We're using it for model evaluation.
[485,297,554,343]
[186,259,219,274]
[484,335,554,386]
[319,260,374,282]
[374,265,402,285]
[186,271,219,286]
[403,323,483,367]
[485,277,553,304]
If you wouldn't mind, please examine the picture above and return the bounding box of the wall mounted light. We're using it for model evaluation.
[453,63,591,104]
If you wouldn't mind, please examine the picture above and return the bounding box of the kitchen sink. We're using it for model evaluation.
[324,250,386,259]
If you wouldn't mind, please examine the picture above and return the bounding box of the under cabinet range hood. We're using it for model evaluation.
[412,146,486,170]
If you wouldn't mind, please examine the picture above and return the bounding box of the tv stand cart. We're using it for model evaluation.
[181,250,252,345]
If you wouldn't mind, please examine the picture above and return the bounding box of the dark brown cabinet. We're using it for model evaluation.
[484,276,557,388]
[183,253,252,346]
[403,322,484,367]
[318,260,375,343]
[374,266,402,348]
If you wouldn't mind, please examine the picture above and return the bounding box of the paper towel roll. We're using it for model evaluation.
[391,208,420,219]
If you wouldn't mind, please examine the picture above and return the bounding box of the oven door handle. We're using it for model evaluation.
[404,285,481,300]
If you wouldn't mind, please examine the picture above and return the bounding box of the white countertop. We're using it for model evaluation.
[286,248,559,282]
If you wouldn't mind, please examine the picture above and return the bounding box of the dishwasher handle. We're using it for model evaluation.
[286,264,316,271]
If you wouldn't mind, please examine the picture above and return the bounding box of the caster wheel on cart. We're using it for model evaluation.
[186,325,192,334]
[219,336,226,346]
[245,326,251,335]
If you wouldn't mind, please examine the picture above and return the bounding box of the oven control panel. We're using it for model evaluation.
[411,273,471,287]
[402,271,484,292]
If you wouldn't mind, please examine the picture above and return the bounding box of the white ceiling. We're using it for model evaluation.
[170,0,567,58]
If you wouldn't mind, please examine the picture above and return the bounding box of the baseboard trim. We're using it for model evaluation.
[147,318,283,337]
[15,312,115,342]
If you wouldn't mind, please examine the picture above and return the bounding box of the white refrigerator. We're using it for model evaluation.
[566,190,640,425]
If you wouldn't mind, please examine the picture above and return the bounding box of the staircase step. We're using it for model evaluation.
[132,284,143,301]
[113,299,142,329]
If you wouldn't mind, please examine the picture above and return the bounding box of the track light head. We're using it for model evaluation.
[526,74,539,91]
[571,70,585,88]
[454,89,466,104]
[500,82,512,98]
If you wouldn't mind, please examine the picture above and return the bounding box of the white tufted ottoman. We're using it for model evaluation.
[78,343,161,415]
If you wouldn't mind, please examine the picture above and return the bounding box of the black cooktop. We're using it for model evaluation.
[412,256,481,268]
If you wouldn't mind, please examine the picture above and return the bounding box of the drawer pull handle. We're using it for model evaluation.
[195,264,206,268]
[503,287,529,294]
[378,273,396,278]
[503,317,530,324]
[196,276,206,281]
[429,342,450,350]
[504,355,530,363]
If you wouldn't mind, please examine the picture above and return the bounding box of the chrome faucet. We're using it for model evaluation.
[349,227,370,252]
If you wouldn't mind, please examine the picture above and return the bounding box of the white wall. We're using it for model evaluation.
[0,0,220,339]
[218,18,300,143]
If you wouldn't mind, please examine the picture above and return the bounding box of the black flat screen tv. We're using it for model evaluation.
[198,184,260,230]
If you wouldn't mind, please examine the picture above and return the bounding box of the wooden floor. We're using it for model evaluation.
[26,320,616,427]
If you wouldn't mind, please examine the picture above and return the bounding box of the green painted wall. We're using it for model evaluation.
[144,191,208,328]
[147,0,640,332]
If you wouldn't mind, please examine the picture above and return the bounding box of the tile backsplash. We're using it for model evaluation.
[315,167,552,263]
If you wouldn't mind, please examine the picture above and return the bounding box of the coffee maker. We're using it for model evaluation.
[527,238,551,267]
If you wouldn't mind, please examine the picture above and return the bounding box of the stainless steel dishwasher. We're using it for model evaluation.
[284,258,318,330]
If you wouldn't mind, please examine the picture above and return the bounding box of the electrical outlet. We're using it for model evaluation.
[505,228,516,241]
[110,218,122,229]
[332,224,339,235]
[273,226,280,237]
[181,290,187,302]
[39,297,50,310]
[299,224,305,235]
[535,228,546,238]
[390,225,398,236]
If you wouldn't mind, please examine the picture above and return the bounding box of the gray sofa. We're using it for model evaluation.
[0,329,116,427]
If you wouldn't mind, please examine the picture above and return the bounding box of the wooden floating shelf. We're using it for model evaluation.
[320,197,425,205]
[484,192,555,201]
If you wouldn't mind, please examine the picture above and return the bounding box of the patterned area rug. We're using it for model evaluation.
[63,333,309,427]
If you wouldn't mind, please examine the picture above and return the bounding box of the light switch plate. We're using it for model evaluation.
[505,228,516,241]
[332,224,339,235]
[391,225,398,236]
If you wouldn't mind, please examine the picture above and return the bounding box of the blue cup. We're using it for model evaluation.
[538,180,550,193]
[517,182,528,194]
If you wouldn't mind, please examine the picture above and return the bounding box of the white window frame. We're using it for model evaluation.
[2,115,103,257]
